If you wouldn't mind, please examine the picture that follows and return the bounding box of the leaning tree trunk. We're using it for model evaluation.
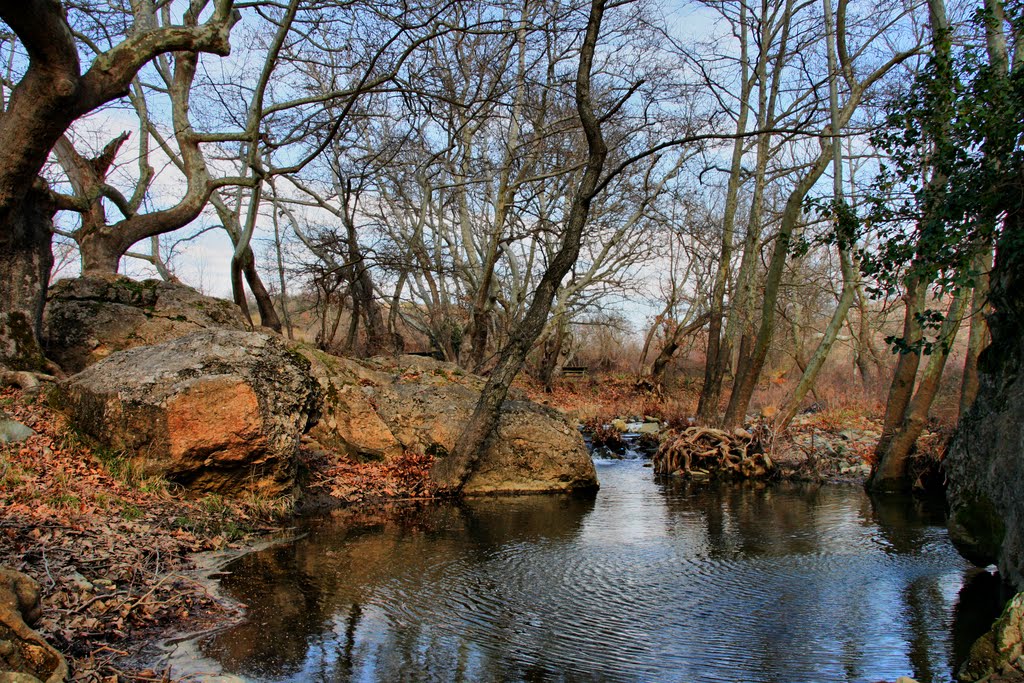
[429,0,609,493]
[0,185,55,371]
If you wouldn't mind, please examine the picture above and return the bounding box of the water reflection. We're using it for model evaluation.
[173,461,1002,683]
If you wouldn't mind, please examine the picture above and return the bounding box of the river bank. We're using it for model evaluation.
[0,386,436,681]
[0,377,954,681]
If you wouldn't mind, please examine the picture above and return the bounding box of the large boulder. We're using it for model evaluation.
[59,330,321,497]
[298,349,598,495]
[0,569,67,683]
[44,275,248,374]
[946,264,1024,588]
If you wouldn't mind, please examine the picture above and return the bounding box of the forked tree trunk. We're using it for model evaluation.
[650,313,710,387]
[870,288,968,491]
[0,185,55,371]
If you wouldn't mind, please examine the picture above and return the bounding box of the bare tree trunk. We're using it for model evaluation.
[239,246,283,332]
[271,203,294,339]
[430,0,609,492]
[868,0,952,489]
[776,0,857,430]
[723,152,834,428]
[876,280,926,454]
[0,185,54,371]
[538,316,566,390]
[230,255,255,328]
[959,247,992,418]
[650,313,710,387]
[697,1,751,425]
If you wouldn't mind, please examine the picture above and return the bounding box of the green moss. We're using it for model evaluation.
[120,502,143,521]
[284,345,313,373]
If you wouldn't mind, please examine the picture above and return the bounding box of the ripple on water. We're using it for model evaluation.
[174,460,996,683]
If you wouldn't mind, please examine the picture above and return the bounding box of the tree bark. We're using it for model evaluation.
[697,0,752,425]
[776,0,857,430]
[239,246,283,332]
[650,313,710,387]
[870,288,968,491]
[959,247,992,418]
[0,184,55,371]
[430,0,609,492]
[0,2,238,368]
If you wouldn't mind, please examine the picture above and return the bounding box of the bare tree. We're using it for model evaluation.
[0,0,238,370]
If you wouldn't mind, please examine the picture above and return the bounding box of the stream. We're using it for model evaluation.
[168,458,1006,682]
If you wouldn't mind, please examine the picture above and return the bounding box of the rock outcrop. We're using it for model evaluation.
[44,275,247,374]
[59,330,321,497]
[945,296,1024,588]
[0,569,67,683]
[298,349,598,495]
[46,277,596,498]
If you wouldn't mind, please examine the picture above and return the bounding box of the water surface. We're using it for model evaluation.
[172,460,1005,682]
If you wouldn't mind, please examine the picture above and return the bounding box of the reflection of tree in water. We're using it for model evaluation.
[866,492,1009,682]
[657,479,835,557]
[200,494,595,680]
[193,478,982,682]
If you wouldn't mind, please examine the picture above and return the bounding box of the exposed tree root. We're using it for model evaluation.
[0,370,58,395]
[653,424,775,480]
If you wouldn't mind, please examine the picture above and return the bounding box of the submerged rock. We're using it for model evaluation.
[59,330,321,497]
[44,274,247,374]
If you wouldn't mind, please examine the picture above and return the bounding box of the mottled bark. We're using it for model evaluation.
[0,185,55,371]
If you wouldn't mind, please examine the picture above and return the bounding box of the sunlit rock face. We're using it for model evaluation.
[297,349,599,495]
[59,330,321,497]
[44,274,248,374]
[46,276,596,498]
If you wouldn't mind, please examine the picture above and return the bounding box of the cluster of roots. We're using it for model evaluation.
[653,425,775,480]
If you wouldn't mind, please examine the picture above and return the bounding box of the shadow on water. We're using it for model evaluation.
[172,462,1005,683]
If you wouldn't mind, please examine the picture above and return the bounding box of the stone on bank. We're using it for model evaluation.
[58,330,321,497]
